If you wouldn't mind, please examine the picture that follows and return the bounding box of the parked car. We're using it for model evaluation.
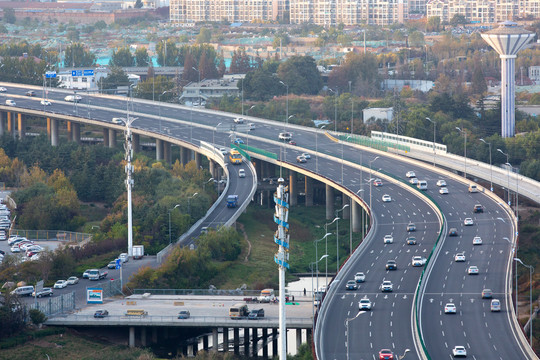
[33,288,53,298]
[94,309,109,318]
[108,260,117,269]
[67,276,79,285]
[177,310,191,319]
[54,280,68,289]
[82,269,91,279]
[248,308,265,320]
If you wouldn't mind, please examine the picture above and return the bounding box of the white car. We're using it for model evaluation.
[359,298,372,310]
[53,280,68,289]
[354,272,365,283]
[464,218,474,226]
[238,169,245,178]
[444,303,457,314]
[436,179,447,187]
[40,100,51,106]
[473,236,482,245]
[468,265,479,275]
[454,253,466,262]
[382,194,392,202]
[233,117,244,124]
[452,346,467,357]
[219,148,228,155]
[439,187,449,194]
[380,280,393,292]
[66,276,79,285]
[64,95,82,102]
[296,155,307,163]
[112,117,124,124]
[0,87,6,92]
[412,256,427,267]
[8,236,26,246]
[10,245,21,253]
[5,99,16,106]
[406,171,416,178]
[409,177,419,185]
[301,153,311,159]
[383,235,393,244]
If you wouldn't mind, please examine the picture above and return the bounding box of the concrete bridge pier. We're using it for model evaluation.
[163,142,172,164]
[129,326,135,348]
[0,112,4,136]
[140,327,146,346]
[243,327,250,356]
[152,327,158,344]
[7,112,15,138]
[262,328,268,357]
[195,152,202,169]
[255,160,262,179]
[17,113,25,139]
[108,129,116,148]
[132,133,140,152]
[212,328,218,352]
[180,147,190,166]
[223,327,229,353]
[67,121,72,141]
[289,171,297,206]
[156,139,163,160]
[72,122,81,143]
[343,196,350,219]
[252,327,258,357]
[102,128,109,147]
[209,160,216,179]
[272,328,278,356]
[193,339,199,356]
[203,334,209,351]
[305,177,314,206]
[233,327,240,355]
[51,118,59,146]
[326,185,334,219]
[296,329,302,352]
[352,200,361,233]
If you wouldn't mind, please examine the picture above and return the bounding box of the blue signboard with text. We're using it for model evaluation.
[45,71,57,78]
[83,69,94,76]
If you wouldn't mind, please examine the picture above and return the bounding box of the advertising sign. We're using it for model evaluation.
[87,288,103,304]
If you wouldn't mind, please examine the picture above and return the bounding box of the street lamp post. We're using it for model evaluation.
[324,218,338,289]
[329,88,339,132]
[335,204,350,273]
[369,156,380,209]
[514,258,534,345]
[349,81,353,134]
[213,122,222,150]
[310,254,329,327]
[455,127,467,179]
[246,105,255,117]
[498,149,510,205]
[314,233,332,294]
[479,138,493,191]
[187,192,199,217]
[345,310,365,360]
[399,349,411,359]
[279,81,289,130]
[425,117,436,167]
[316,125,326,174]
[168,204,180,244]
[192,67,201,105]
[158,90,172,133]
[203,177,214,192]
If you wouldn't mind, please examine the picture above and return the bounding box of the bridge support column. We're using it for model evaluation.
[243,327,250,356]
[262,328,268,358]
[156,139,163,160]
[209,160,216,179]
[152,327,158,344]
[255,160,262,179]
[132,134,140,152]
[296,329,302,351]
[352,200,361,233]
[72,122,81,143]
[343,196,350,219]
[233,328,240,355]
[212,328,218,352]
[108,129,116,148]
[203,334,209,351]
[272,328,278,357]
[305,177,314,206]
[67,121,72,141]
[51,119,59,147]
[223,327,229,353]
[128,326,135,348]
[195,152,202,169]
[0,112,4,136]
[289,171,297,206]
[140,327,146,346]
[181,147,190,166]
[163,142,172,164]
[326,185,334,219]
[252,327,258,357]
[102,128,109,147]
[7,112,15,137]
[17,113,24,139]
[193,339,199,356]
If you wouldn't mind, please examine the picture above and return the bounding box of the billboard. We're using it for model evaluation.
[87,288,103,304]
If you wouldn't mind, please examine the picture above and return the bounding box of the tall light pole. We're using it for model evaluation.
[168,204,180,244]
[349,81,354,134]
[246,104,255,117]
[316,125,326,174]
[329,88,339,132]
[369,156,380,209]
[158,90,172,133]
[279,81,289,131]
[213,122,222,149]
[455,127,467,179]
[192,67,201,105]
[425,117,436,167]
[479,138,493,191]
[335,204,349,273]
[310,254,329,327]
[187,192,198,217]
[498,149,510,205]
[314,232,332,293]
[324,218,338,289]
[241,77,244,116]
[399,349,411,359]
[345,310,366,360]
[514,257,534,345]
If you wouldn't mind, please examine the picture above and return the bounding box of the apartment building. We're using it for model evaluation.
[170,0,286,23]
[426,0,539,23]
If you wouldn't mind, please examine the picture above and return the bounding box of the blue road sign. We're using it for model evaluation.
[45,71,57,78]
[115,258,121,270]
[71,70,83,77]
[83,69,94,76]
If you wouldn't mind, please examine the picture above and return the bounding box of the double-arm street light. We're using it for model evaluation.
[455,127,467,179]
[345,310,366,360]
[168,204,180,244]
[425,117,436,167]
[479,138,493,191]
[497,148,510,205]
[514,257,534,345]
[335,204,350,273]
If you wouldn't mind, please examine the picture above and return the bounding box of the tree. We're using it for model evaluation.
[97,66,130,90]
[229,48,251,74]
[426,16,441,32]
[408,31,425,47]
[64,43,96,68]
[242,69,283,101]
[196,27,212,44]
[29,309,47,326]
[156,39,179,66]
[134,0,143,8]
[199,49,218,79]
[450,14,467,26]
[3,8,16,24]
[110,47,135,67]
[277,56,322,95]
[135,47,150,67]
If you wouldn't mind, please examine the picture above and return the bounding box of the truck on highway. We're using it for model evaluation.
[88,269,108,281]
[227,195,239,208]
[133,245,144,260]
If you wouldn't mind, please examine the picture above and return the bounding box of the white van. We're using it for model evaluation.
[112,117,124,124]
[417,180,427,190]
[11,285,34,297]
[238,169,246,178]
[279,132,292,141]
[468,184,478,193]
[119,253,129,263]
[5,99,16,106]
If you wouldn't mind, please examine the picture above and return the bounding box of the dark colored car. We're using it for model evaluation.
[25,90,36,96]
[178,310,191,319]
[473,204,484,213]
[94,309,109,318]
[345,280,358,290]
[406,222,416,231]
[248,308,265,320]
[386,260,397,270]
[406,236,417,245]
[448,228,458,236]
[108,260,117,269]
[482,289,493,299]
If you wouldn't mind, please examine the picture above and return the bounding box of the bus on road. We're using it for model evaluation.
[229,150,242,165]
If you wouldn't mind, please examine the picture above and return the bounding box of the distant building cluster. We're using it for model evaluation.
[169,0,540,26]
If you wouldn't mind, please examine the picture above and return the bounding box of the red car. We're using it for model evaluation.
[288,140,297,145]
[379,349,394,360]
[373,179,383,187]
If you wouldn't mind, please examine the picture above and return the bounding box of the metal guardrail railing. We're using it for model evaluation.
[91,279,123,298]
[337,133,411,153]
[28,291,76,317]
[10,229,91,243]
